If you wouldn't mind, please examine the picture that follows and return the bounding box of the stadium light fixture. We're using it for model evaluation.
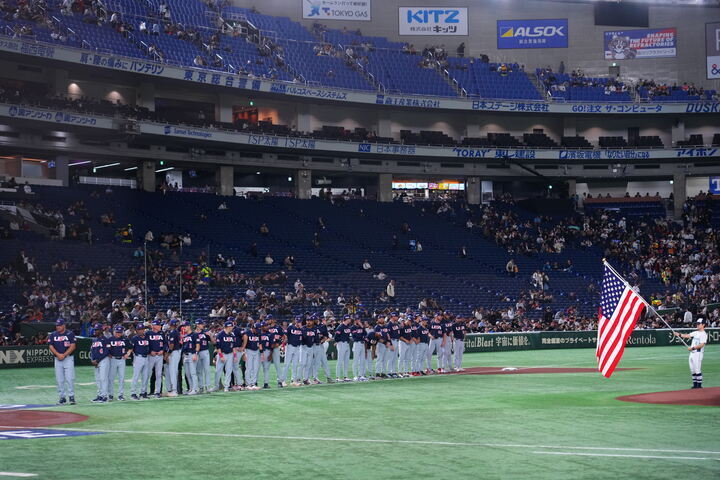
[94,162,120,170]
[287,176,293,182]
[156,167,174,173]
[124,166,138,171]
[256,171,261,175]
[68,160,91,166]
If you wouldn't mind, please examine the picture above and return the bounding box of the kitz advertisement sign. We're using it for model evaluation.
[302,0,371,21]
[497,19,568,49]
[399,7,468,36]
[604,28,677,59]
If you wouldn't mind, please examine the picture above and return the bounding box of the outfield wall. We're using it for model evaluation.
[1,329,716,369]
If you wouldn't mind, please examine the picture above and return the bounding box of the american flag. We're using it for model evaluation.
[596,263,646,378]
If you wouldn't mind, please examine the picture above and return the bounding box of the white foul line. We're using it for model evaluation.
[0,425,717,456]
[0,473,38,478]
[533,451,718,461]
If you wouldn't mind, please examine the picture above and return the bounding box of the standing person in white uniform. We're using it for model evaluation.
[674,319,708,389]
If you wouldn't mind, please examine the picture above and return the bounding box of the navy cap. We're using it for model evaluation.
[55,318,66,326]
[93,322,102,330]
[390,311,398,316]
[114,325,124,332]
[260,321,267,328]
[196,318,206,325]
[136,323,146,330]
[224,320,234,327]
[151,319,162,326]
[169,319,178,326]
[294,315,303,322]
[254,322,262,329]
[266,314,273,319]
[181,321,191,327]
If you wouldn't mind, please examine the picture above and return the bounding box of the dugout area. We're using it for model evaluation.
[0,347,718,479]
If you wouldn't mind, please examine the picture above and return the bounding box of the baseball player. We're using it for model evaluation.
[130,323,151,400]
[48,319,76,405]
[415,317,431,375]
[90,323,110,403]
[164,319,182,397]
[214,320,237,391]
[314,316,335,384]
[108,325,132,401]
[452,317,466,372]
[398,317,414,377]
[301,318,317,385]
[231,320,246,390]
[440,314,454,373]
[334,315,352,382]
[194,320,212,393]
[387,312,401,378]
[147,319,166,398]
[242,322,262,390]
[364,320,376,379]
[351,316,367,381]
[284,316,303,386]
[675,318,708,389]
[180,321,199,395]
[409,315,421,376]
[428,314,443,373]
[266,316,286,387]
[260,322,272,389]
[375,317,393,378]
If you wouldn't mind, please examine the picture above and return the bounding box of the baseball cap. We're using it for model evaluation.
[259,321,267,328]
[136,323,146,330]
[294,315,303,322]
[224,320,234,327]
[114,325,124,332]
[254,322,262,329]
[266,314,273,319]
[93,322,102,330]
[196,318,206,325]
[697,318,706,324]
[181,321,191,327]
[55,318,66,326]
[390,311,398,316]
[169,319,178,326]
[151,319,162,326]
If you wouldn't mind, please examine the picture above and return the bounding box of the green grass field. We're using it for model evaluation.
[1,346,718,479]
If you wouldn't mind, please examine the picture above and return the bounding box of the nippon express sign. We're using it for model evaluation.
[399,7,468,36]
[302,0,371,21]
[497,19,568,49]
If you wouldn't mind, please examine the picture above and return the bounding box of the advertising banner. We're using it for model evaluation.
[706,22,720,79]
[497,19,568,49]
[399,7,468,36]
[604,28,676,59]
[302,0,371,21]
[710,176,720,194]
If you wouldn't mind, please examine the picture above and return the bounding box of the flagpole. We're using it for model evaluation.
[602,259,689,348]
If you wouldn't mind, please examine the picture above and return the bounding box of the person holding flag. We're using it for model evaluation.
[674,319,708,389]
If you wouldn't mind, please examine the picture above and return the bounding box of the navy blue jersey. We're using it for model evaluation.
[268,326,284,347]
[399,325,414,343]
[244,330,261,351]
[334,324,352,342]
[418,326,430,343]
[316,323,329,342]
[374,324,390,344]
[147,331,166,353]
[90,336,110,362]
[167,329,181,351]
[108,336,130,358]
[351,325,366,342]
[364,330,378,348]
[411,323,421,340]
[196,331,210,351]
[453,322,466,340]
[442,320,454,336]
[388,321,401,340]
[131,334,150,356]
[181,332,197,354]
[48,330,76,355]
[286,325,303,347]
[260,333,272,351]
[215,331,236,354]
[429,321,443,339]
[301,326,317,348]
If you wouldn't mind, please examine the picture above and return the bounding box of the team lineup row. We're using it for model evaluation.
[46,313,469,404]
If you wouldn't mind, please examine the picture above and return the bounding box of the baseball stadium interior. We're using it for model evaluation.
[0,0,718,479]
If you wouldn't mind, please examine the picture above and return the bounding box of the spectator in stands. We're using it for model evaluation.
[362,259,372,271]
[456,42,465,58]
[386,279,396,302]
[264,253,274,265]
[259,223,269,236]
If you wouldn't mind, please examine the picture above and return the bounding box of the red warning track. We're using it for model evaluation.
[452,366,638,375]
[0,410,88,428]
[617,387,720,407]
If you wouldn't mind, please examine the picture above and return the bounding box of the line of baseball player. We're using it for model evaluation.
[54,311,468,404]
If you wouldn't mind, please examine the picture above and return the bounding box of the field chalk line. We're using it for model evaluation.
[0,473,38,478]
[532,451,719,461]
[0,425,718,456]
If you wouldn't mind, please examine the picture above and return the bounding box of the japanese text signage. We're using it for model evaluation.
[706,22,720,79]
[497,19,568,49]
[604,28,677,60]
[399,7,468,36]
[302,0,371,21]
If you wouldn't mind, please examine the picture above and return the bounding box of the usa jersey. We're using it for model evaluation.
[244,330,261,351]
[181,332,197,354]
[131,334,150,356]
[196,331,209,351]
[453,322,466,340]
[260,333,272,351]
[388,322,401,340]
[334,325,352,342]
[350,325,366,342]
[268,326,284,347]
[48,330,76,355]
[287,325,303,347]
[400,325,414,343]
[90,336,110,362]
[215,331,236,354]
[167,329,181,351]
[147,331,165,352]
[301,326,317,348]
[429,321,443,339]
[108,336,130,357]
